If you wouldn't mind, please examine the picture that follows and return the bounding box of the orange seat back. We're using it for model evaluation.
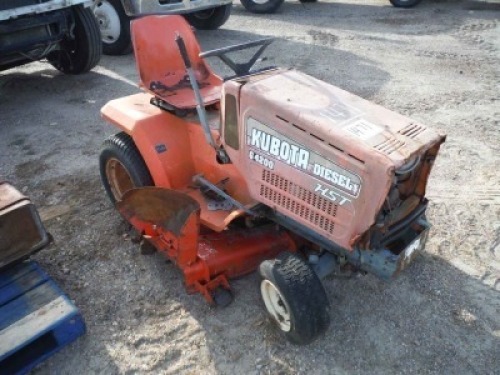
[131,15,222,109]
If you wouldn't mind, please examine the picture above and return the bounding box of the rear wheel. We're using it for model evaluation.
[259,252,330,344]
[389,0,422,8]
[240,0,285,13]
[48,5,101,74]
[184,5,232,30]
[93,0,132,55]
[99,132,153,204]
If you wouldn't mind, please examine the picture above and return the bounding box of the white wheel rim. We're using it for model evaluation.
[94,1,121,44]
[252,0,271,4]
[261,280,291,332]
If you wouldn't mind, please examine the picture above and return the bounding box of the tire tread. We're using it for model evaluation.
[99,132,153,204]
[262,252,330,345]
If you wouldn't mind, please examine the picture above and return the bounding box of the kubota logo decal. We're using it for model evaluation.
[250,128,310,169]
[247,118,362,199]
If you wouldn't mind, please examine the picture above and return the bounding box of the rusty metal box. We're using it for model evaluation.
[0,183,50,270]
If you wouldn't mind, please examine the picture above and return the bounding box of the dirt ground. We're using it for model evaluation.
[1,0,499,374]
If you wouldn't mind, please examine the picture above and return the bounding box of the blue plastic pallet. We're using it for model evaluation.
[0,261,85,375]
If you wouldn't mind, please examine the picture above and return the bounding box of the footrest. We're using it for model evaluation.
[0,261,85,375]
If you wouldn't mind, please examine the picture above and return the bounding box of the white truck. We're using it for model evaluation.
[93,0,233,55]
[0,0,101,74]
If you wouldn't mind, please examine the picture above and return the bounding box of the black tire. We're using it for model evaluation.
[48,5,101,74]
[299,0,318,2]
[184,4,232,30]
[93,0,132,55]
[389,0,422,8]
[99,132,153,204]
[259,252,330,345]
[240,0,285,14]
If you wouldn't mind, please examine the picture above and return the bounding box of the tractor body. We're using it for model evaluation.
[100,15,445,343]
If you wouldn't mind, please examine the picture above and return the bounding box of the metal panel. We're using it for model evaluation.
[0,183,50,270]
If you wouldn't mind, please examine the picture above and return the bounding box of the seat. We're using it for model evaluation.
[131,15,222,110]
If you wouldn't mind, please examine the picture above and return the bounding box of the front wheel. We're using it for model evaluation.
[240,0,285,13]
[93,0,132,55]
[259,252,330,345]
[48,5,101,74]
[389,0,423,8]
[184,5,232,30]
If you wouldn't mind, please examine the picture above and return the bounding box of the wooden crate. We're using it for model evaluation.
[0,261,85,375]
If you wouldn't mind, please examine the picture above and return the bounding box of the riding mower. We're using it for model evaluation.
[99,15,445,344]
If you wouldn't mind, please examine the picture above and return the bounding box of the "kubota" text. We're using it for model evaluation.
[250,129,310,170]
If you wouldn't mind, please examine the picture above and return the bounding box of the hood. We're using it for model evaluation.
[242,69,445,168]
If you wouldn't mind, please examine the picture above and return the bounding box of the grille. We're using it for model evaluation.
[398,123,426,139]
[260,170,338,235]
[374,137,405,155]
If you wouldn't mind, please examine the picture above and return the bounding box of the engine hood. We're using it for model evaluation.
[241,69,446,168]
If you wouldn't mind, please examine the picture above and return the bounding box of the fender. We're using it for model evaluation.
[101,93,196,189]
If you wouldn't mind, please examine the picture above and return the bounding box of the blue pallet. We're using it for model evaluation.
[0,261,85,375]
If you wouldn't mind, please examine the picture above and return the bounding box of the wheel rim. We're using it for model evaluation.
[105,157,134,201]
[251,0,271,4]
[94,1,121,44]
[261,280,291,332]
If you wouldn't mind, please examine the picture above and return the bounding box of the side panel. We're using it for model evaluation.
[101,92,255,218]
[101,93,195,189]
[243,116,359,245]
[237,94,393,251]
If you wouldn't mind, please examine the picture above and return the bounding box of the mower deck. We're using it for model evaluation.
[117,187,294,304]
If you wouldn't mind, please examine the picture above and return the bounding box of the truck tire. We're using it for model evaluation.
[184,4,232,30]
[93,0,132,55]
[240,0,285,14]
[259,252,330,345]
[48,5,101,74]
[389,0,423,8]
[99,132,153,204]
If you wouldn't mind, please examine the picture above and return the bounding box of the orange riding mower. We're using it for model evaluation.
[99,15,445,344]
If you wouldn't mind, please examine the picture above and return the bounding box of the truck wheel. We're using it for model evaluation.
[93,0,132,55]
[389,0,422,8]
[259,252,330,345]
[240,0,285,14]
[99,132,153,204]
[184,4,232,30]
[48,5,101,74]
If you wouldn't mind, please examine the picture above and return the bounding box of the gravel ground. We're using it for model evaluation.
[0,0,499,374]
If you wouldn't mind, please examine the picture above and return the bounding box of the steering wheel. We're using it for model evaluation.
[199,38,274,77]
